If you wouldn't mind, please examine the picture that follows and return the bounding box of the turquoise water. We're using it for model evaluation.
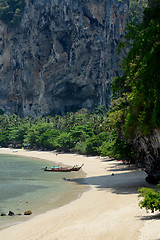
[0,154,89,229]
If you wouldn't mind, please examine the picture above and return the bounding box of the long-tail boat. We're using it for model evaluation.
[43,164,84,172]
[70,164,84,171]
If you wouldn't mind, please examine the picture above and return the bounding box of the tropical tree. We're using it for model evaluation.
[0,129,9,147]
[128,0,148,24]
[0,0,25,26]
[9,124,29,145]
[111,0,160,137]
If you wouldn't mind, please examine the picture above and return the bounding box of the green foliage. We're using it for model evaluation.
[74,141,87,155]
[103,2,160,162]
[0,109,4,115]
[0,0,25,27]
[0,129,9,147]
[37,129,60,149]
[9,124,29,144]
[24,123,57,148]
[0,109,134,160]
[54,132,74,150]
[138,185,160,213]
[85,132,110,155]
[128,0,148,24]
[111,2,160,137]
[97,132,116,157]
[98,131,134,160]
[69,124,93,143]
[93,105,108,115]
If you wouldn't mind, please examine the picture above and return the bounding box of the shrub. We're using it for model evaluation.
[138,185,160,213]
[74,141,87,155]
[85,132,108,155]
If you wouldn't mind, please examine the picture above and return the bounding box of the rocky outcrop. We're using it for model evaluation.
[133,129,160,182]
[0,0,129,117]
[24,210,32,215]
[8,211,15,216]
[1,213,6,216]
[0,210,32,216]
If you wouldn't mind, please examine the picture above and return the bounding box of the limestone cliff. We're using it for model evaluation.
[0,0,129,117]
[133,130,160,182]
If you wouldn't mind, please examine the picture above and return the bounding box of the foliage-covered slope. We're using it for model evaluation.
[110,0,160,137]
[0,0,25,26]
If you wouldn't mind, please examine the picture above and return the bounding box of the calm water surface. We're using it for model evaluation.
[0,154,89,229]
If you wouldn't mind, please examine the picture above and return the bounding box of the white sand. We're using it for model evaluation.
[0,148,160,240]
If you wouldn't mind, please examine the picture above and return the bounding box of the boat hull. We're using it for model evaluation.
[43,164,84,172]
[44,168,72,172]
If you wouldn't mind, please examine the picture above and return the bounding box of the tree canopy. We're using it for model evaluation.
[110,0,160,137]
[128,0,148,24]
[0,0,25,26]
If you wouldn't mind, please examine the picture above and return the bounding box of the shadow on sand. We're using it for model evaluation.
[139,213,160,221]
[63,160,160,222]
[67,164,154,195]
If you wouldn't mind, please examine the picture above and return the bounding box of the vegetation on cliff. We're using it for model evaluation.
[128,0,148,24]
[113,0,160,211]
[0,0,25,26]
[110,0,160,138]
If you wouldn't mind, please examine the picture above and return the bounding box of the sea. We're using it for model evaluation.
[0,154,89,230]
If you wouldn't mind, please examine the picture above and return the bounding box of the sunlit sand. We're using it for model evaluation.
[0,148,159,240]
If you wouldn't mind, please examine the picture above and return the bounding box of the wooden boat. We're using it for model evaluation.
[43,164,84,172]
[43,166,72,172]
[70,164,84,171]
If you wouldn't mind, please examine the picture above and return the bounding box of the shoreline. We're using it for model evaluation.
[0,150,90,231]
[0,148,159,240]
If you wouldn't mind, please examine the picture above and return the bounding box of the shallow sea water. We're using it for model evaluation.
[0,154,89,229]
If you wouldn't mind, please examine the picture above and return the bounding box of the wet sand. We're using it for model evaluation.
[0,148,160,240]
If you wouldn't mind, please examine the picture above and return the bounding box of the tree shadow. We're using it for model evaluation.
[100,158,140,172]
[68,169,153,195]
[100,157,116,162]
[107,164,139,172]
[139,213,160,221]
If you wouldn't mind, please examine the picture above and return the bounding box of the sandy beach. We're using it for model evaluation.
[0,148,160,240]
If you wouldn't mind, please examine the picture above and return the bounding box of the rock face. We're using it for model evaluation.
[0,0,129,117]
[24,210,32,215]
[8,211,14,216]
[133,129,160,181]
